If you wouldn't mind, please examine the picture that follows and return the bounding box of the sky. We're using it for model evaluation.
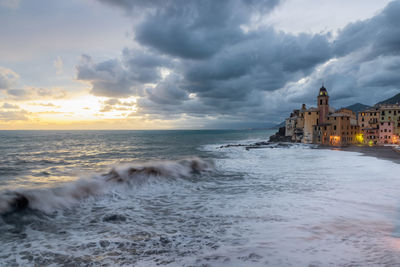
[0,0,399,129]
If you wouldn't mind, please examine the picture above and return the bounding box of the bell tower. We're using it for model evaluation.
[317,85,329,124]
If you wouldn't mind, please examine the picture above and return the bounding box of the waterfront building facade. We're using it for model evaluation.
[285,85,400,146]
[358,108,380,145]
[285,86,361,146]
[357,105,400,145]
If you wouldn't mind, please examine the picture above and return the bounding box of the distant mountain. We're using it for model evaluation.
[375,92,400,106]
[272,121,285,129]
[344,103,371,114]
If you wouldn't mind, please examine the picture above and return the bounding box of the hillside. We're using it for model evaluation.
[375,92,400,106]
[344,103,370,114]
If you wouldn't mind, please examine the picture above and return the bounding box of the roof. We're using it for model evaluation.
[379,105,400,110]
[360,108,380,113]
[329,113,351,117]
[307,107,319,112]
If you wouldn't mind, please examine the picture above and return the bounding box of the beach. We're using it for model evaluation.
[329,145,400,164]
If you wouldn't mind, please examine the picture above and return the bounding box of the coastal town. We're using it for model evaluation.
[283,86,400,146]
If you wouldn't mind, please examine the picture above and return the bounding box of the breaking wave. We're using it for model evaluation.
[0,157,213,216]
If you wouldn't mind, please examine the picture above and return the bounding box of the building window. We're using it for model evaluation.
[362,124,364,127]
[334,117,336,120]
[326,100,328,105]
[362,118,364,122]
[382,111,385,115]
[308,112,311,115]
[320,99,322,105]
[334,125,337,130]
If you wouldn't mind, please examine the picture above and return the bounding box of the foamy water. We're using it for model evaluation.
[1,130,400,266]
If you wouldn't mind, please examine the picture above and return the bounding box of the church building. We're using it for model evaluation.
[286,86,361,146]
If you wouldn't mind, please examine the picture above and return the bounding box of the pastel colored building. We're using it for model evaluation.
[358,108,380,145]
[285,85,400,146]
[379,121,395,144]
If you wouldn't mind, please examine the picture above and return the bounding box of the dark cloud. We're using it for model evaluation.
[84,0,400,127]
[144,73,188,105]
[100,98,136,113]
[102,0,282,59]
[334,1,400,58]
[76,49,170,97]
[285,1,400,110]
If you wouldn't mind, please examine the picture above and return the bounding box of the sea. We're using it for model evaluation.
[1,130,400,266]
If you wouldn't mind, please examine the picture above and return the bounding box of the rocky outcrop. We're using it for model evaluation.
[269,127,292,142]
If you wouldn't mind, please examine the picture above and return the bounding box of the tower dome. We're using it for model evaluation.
[319,85,328,96]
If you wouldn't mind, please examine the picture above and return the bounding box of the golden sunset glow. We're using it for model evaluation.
[0,94,179,130]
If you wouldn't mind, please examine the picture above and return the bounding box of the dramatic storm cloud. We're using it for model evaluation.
[77,0,330,123]
[74,0,400,126]
[285,0,400,109]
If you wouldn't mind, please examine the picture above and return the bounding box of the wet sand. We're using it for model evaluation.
[329,145,400,164]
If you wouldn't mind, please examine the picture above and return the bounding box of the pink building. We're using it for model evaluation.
[379,122,394,144]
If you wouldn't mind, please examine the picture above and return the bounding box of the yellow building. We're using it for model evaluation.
[303,108,319,144]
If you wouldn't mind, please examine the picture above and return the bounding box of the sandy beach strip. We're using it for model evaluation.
[331,145,400,164]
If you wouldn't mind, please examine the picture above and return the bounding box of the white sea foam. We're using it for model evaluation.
[0,157,213,215]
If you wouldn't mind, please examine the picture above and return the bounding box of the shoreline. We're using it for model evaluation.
[323,145,400,164]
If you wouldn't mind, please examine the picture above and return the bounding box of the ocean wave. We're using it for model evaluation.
[0,157,213,216]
